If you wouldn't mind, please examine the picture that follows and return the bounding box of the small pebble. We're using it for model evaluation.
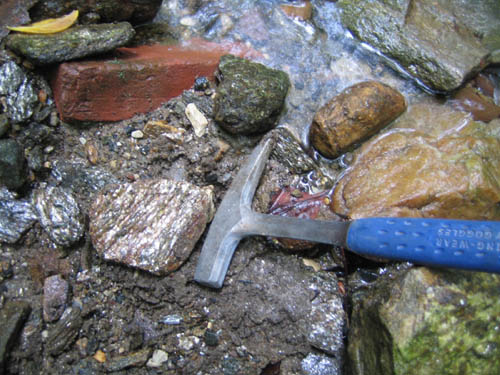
[131,130,144,139]
[146,349,169,368]
[185,103,208,137]
[44,145,54,154]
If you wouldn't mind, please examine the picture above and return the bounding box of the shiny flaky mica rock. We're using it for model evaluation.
[34,186,84,247]
[0,187,37,243]
[89,179,214,275]
[332,120,500,220]
[310,81,406,159]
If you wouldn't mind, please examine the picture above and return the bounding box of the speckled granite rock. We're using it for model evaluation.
[89,179,214,275]
[6,22,135,65]
[34,186,84,247]
[43,275,69,322]
[213,54,290,134]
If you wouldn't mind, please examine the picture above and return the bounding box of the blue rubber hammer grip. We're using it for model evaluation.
[346,218,500,273]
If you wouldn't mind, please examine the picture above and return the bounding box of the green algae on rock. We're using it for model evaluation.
[213,54,290,135]
[348,267,500,375]
[6,22,135,65]
[337,0,495,92]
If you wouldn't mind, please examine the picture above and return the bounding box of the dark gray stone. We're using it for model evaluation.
[89,179,214,275]
[0,300,31,372]
[0,61,38,123]
[213,54,290,134]
[0,114,9,138]
[337,0,497,92]
[0,139,26,190]
[103,347,152,373]
[6,22,136,65]
[0,187,37,243]
[43,275,69,322]
[45,306,83,356]
[33,186,84,247]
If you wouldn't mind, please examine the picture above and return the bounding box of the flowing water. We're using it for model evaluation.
[153,0,427,145]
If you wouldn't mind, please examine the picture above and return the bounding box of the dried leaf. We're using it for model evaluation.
[8,10,78,34]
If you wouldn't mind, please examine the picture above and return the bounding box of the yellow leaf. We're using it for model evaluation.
[7,10,79,34]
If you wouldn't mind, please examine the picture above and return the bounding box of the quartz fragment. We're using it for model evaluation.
[34,186,84,247]
[6,22,135,65]
[185,103,208,137]
[43,274,69,322]
[0,187,37,243]
[89,179,214,275]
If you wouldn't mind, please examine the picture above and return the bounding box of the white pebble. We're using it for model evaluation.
[131,130,144,139]
[185,103,208,137]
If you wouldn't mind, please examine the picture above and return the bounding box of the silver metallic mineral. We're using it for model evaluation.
[89,179,215,275]
[34,186,85,247]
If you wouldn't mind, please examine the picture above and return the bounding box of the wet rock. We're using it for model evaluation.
[6,22,135,66]
[89,179,214,275]
[309,81,406,159]
[332,121,500,220]
[301,353,340,375]
[45,306,83,356]
[337,0,495,92]
[0,139,27,190]
[43,275,69,323]
[0,61,39,123]
[30,0,162,25]
[0,300,31,373]
[213,54,290,135]
[280,1,313,21]
[0,114,9,137]
[451,86,500,123]
[348,268,500,375]
[33,186,84,247]
[104,347,152,373]
[0,187,37,243]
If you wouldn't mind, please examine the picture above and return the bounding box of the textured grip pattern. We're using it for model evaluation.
[346,218,500,274]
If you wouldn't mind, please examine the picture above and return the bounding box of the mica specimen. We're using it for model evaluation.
[34,186,84,247]
[0,188,37,244]
[89,179,214,275]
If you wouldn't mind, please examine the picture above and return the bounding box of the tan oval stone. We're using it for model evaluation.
[310,81,406,159]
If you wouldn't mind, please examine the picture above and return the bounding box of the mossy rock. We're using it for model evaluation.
[213,54,290,135]
[348,267,500,375]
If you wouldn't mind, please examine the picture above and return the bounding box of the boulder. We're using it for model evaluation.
[348,267,500,375]
[309,81,406,159]
[332,120,500,220]
[6,22,135,65]
[213,54,290,135]
[337,0,498,92]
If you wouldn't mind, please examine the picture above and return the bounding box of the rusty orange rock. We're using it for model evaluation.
[309,81,406,159]
[51,39,260,123]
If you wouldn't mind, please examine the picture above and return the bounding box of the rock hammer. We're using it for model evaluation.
[194,137,500,288]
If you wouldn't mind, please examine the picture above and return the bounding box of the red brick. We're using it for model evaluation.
[51,39,260,123]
